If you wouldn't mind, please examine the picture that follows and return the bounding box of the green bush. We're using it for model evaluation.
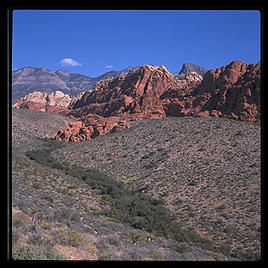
[223,224,235,234]
[217,244,231,256]
[25,137,217,252]
[53,229,87,248]
[234,251,260,261]
[188,179,198,186]
[130,230,143,244]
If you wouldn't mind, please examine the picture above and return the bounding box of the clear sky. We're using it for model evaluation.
[12,9,261,77]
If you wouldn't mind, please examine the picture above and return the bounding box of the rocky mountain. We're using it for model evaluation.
[13,91,71,114]
[12,66,138,103]
[173,71,203,90]
[56,61,260,142]
[69,65,177,117]
[93,66,139,81]
[11,62,261,260]
[12,67,90,102]
[173,63,208,77]
[12,64,203,103]
[166,60,261,122]
[54,65,182,142]
[13,60,260,142]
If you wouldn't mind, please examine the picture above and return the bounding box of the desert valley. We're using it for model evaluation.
[11,60,261,261]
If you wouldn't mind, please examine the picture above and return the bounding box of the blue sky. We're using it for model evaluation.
[12,10,261,77]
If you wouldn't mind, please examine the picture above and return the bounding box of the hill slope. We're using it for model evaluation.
[52,116,261,259]
[11,109,253,260]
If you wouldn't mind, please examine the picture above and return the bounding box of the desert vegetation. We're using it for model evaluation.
[24,138,216,251]
[11,108,261,260]
[52,116,261,259]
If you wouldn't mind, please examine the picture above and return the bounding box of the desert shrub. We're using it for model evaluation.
[12,244,65,260]
[25,138,216,252]
[217,244,231,256]
[38,137,65,150]
[234,250,260,261]
[53,229,87,248]
[223,224,235,234]
[215,203,227,211]
[42,195,54,203]
[130,230,143,244]
[175,243,192,253]
[141,152,154,160]
[103,191,175,236]
[26,149,55,167]
[151,251,164,260]
[66,230,86,247]
[12,214,28,228]
[40,220,54,231]
[13,244,46,260]
[52,207,80,227]
[105,234,121,247]
[87,244,98,254]
[28,229,44,246]
[188,179,198,186]
[213,252,224,261]
[12,229,20,246]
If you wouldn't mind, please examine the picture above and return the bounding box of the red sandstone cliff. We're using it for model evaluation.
[13,61,261,142]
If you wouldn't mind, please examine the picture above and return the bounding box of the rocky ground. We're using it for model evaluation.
[11,108,261,260]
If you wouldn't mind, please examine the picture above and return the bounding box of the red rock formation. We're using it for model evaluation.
[161,61,260,122]
[14,61,261,142]
[54,114,130,142]
[69,65,179,119]
[190,61,261,122]
[54,65,180,141]
[13,91,71,115]
[53,61,262,142]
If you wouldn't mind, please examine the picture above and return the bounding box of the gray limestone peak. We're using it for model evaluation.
[174,63,208,78]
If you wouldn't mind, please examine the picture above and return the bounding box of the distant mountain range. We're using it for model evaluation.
[11,66,139,103]
[12,63,207,103]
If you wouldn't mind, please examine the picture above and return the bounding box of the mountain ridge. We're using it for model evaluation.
[12,63,207,103]
[54,60,260,142]
[12,66,139,102]
[13,60,261,142]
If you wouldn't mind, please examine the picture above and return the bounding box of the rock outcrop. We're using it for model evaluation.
[54,115,130,142]
[14,61,260,142]
[53,61,262,142]
[184,61,260,122]
[69,65,178,119]
[13,91,71,114]
[54,65,179,142]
